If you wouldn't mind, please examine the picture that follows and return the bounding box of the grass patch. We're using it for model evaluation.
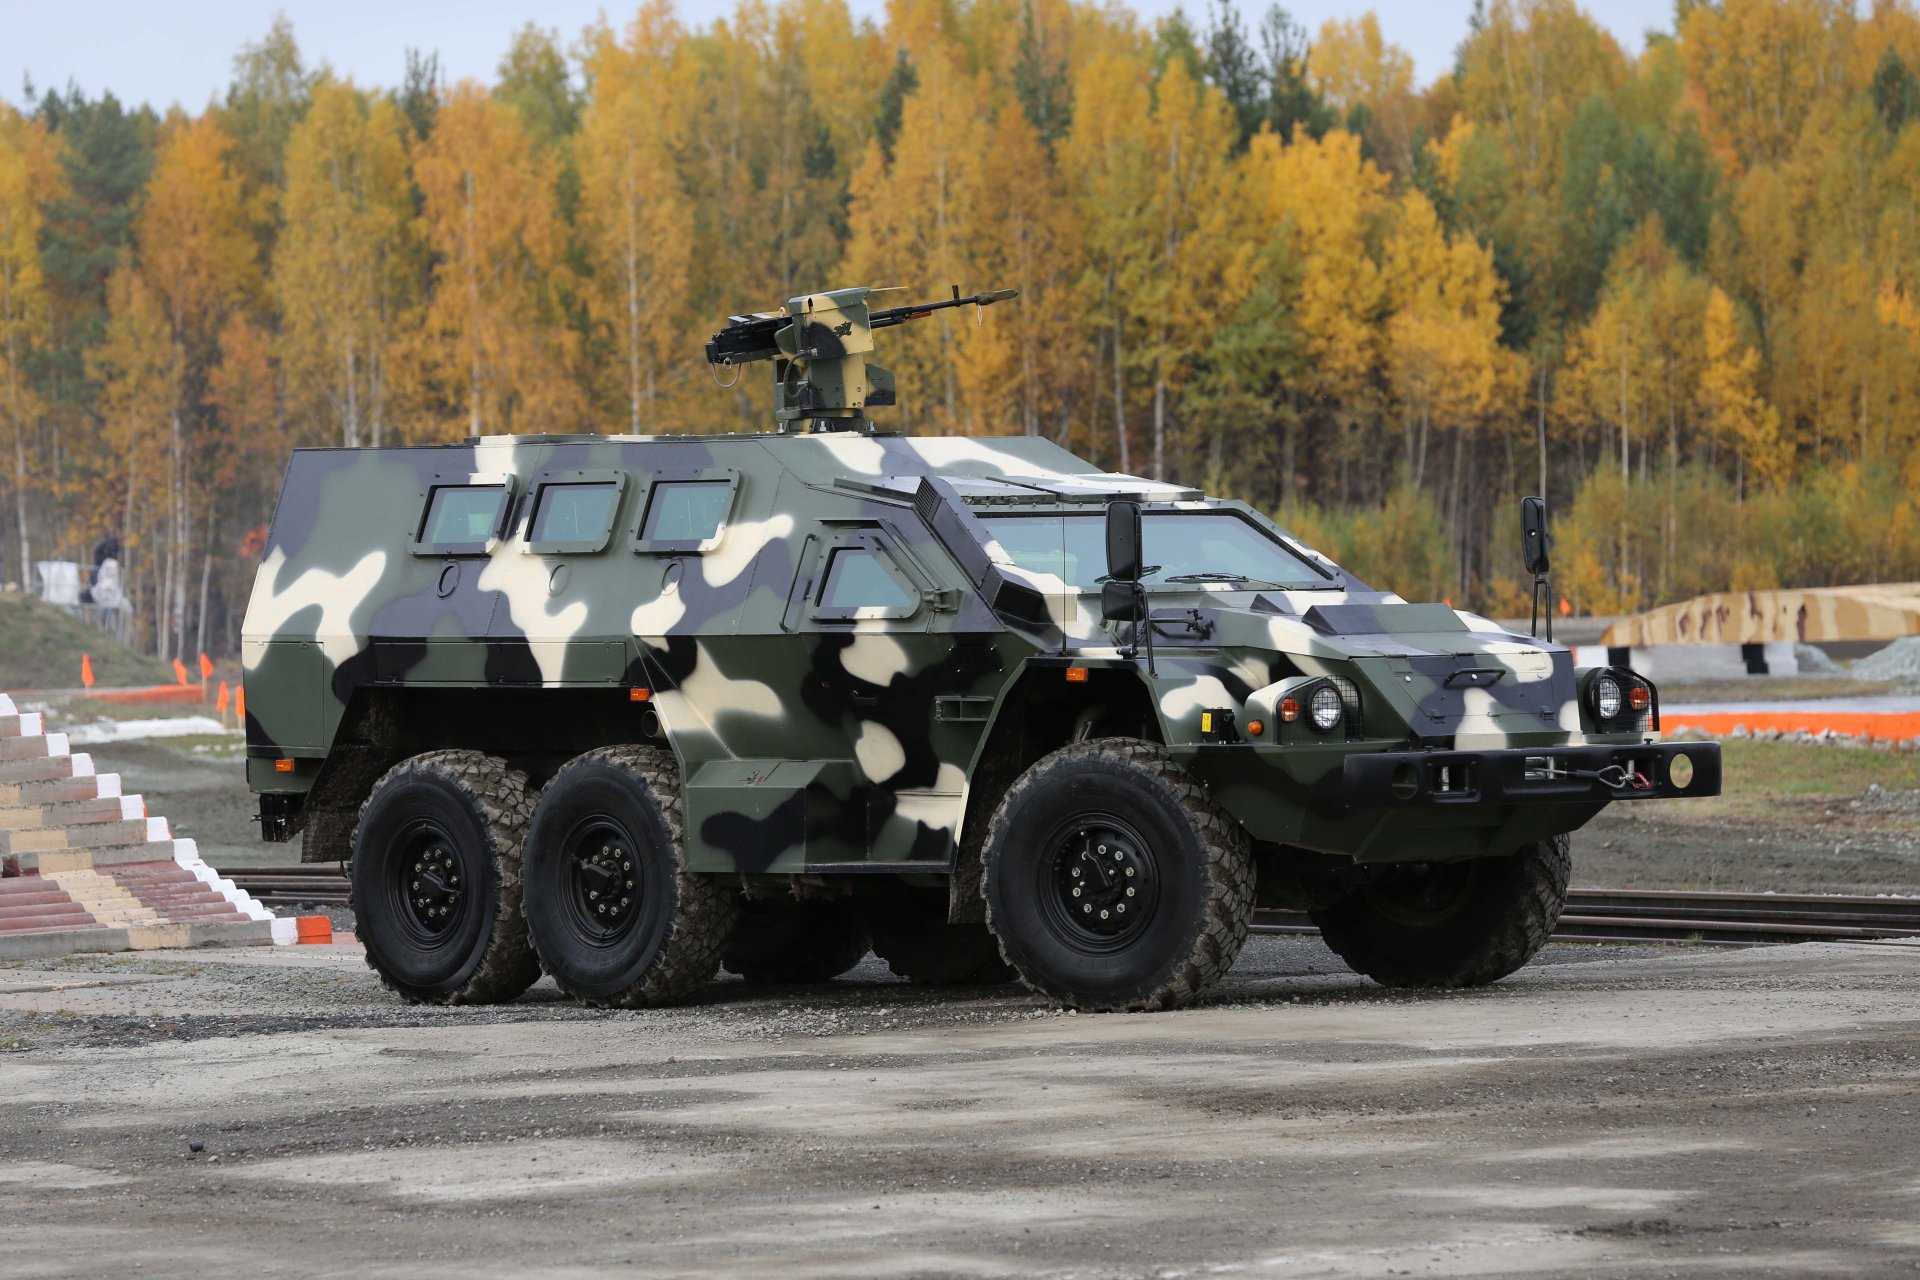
[1656,739,1920,829]
[1663,677,1905,703]
[0,593,174,692]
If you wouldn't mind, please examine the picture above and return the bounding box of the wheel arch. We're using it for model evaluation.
[293,685,670,863]
[946,661,1161,923]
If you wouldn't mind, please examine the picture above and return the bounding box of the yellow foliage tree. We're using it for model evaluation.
[274,79,413,447]
[1380,190,1517,483]
[0,105,60,588]
[408,84,580,437]
[1701,286,1787,491]
[966,102,1082,438]
[1247,127,1390,420]
[578,2,695,431]
[1680,0,1855,172]
[1059,44,1155,471]
[840,42,991,433]
[1308,14,1420,171]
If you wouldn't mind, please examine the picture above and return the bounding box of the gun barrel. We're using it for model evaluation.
[870,287,1019,330]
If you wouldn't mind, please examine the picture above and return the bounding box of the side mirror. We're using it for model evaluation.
[1105,499,1143,583]
[1520,496,1550,576]
[1101,580,1142,622]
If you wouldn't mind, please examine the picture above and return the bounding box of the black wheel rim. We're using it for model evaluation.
[388,818,468,947]
[558,816,643,949]
[1361,861,1478,927]
[1035,814,1161,956]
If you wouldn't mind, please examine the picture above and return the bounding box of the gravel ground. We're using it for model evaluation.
[3,936,1918,1277]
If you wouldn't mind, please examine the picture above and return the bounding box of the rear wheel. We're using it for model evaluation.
[983,738,1253,1010]
[1308,835,1570,988]
[350,750,541,1005]
[723,898,871,984]
[521,746,738,1007]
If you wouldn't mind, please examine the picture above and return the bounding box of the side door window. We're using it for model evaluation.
[788,530,924,626]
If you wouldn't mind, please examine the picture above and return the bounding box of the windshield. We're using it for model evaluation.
[981,512,1333,590]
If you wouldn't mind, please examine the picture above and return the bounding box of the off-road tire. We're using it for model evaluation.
[866,898,1016,985]
[521,746,738,1007]
[983,738,1254,1011]
[350,750,542,1006]
[723,898,871,984]
[1309,835,1571,988]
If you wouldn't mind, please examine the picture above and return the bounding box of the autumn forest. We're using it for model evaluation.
[4,0,1920,659]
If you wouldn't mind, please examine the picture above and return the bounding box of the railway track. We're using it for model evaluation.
[220,866,1920,947]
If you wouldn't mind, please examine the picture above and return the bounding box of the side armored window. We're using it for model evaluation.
[640,481,731,543]
[531,483,620,546]
[819,548,914,611]
[420,485,507,550]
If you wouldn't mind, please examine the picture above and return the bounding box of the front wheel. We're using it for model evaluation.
[1308,835,1571,988]
[522,746,738,1007]
[983,739,1254,1011]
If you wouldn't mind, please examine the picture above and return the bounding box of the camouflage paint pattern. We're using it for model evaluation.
[241,428,1702,875]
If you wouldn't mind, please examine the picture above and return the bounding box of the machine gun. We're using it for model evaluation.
[705,285,1017,432]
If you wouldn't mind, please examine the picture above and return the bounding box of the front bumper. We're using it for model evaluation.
[1338,742,1720,810]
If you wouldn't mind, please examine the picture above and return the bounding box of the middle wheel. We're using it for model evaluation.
[522,746,739,1007]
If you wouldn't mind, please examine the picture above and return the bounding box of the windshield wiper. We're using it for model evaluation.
[1095,565,1162,583]
[1163,572,1287,588]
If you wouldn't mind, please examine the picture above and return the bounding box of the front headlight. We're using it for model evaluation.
[1309,685,1343,731]
[1593,674,1622,720]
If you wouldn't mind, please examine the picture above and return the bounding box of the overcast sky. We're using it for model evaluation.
[2,0,1680,113]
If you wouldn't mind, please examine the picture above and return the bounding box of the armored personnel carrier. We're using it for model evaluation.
[239,285,1719,1010]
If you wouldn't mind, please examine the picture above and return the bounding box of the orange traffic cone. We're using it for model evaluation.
[81,653,94,689]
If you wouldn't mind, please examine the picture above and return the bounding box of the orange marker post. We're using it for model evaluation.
[216,680,230,715]
[81,653,94,689]
[234,685,246,725]
[199,651,213,681]
[172,657,189,687]
[1559,597,1572,617]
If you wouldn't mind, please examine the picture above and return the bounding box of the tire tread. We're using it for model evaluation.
[983,737,1253,1011]
[353,749,542,1006]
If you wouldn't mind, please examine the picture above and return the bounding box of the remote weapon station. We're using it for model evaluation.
[239,283,1718,1010]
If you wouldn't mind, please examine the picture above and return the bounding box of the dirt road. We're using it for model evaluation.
[3,938,1917,1277]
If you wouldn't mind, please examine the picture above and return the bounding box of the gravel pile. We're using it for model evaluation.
[1794,643,1843,675]
[1851,635,1920,684]
[1849,782,1920,814]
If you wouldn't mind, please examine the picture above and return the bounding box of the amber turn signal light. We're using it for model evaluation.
[274,758,295,773]
[1246,719,1265,737]
[1065,667,1088,683]
[629,687,651,702]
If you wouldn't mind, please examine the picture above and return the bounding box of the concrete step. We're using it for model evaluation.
[0,817,167,857]
[0,897,89,923]
[0,712,45,738]
[0,751,90,788]
[0,917,278,959]
[0,732,68,763]
[9,838,178,875]
[0,794,144,832]
[0,770,115,809]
